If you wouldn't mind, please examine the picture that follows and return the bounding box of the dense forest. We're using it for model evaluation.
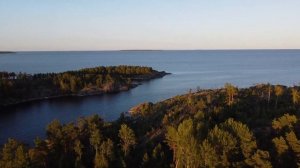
[0,66,167,106]
[1,83,300,168]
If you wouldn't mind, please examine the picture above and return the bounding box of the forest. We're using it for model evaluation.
[1,83,300,168]
[0,66,167,107]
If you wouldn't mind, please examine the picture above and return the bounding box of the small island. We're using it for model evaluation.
[0,66,169,106]
[0,51,15,54]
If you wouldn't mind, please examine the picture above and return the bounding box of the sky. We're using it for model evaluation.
[0,0,299,51]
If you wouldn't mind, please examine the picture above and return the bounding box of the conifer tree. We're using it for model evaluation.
[118,124,136,156]
[224,83,238,106]
[291,88,300,106]
[275,85,284,108]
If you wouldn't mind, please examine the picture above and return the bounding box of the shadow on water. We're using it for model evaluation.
[0,77,171,145]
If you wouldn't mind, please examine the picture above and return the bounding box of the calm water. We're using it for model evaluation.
[0,50,300,144]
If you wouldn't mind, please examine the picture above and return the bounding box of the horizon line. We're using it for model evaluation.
[1,48,300,52]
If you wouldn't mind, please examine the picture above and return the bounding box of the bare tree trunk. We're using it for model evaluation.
[268,86,271,105]
[175,159,179,168]
[172,146,177,168]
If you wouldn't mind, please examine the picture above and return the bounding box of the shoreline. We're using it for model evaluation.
[0,51,15,54]
[1,84,135,107]
[0,71,170,108]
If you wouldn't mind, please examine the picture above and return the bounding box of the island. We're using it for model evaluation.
[0,51,15,54]
[119,50,164,52]
[1,83,300,167]
[0,66,169,106]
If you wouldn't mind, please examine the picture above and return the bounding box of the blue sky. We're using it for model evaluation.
[0,0,299,51]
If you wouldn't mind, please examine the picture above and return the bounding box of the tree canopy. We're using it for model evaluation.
[0,66,166,107]
[1,83,300,167]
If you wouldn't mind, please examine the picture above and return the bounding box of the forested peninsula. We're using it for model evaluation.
[1,83,300,167]
[0,66,169,107]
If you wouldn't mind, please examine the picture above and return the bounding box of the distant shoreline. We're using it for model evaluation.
[5,49,300,53]
[119,50,164,52]
[0,51,15,54]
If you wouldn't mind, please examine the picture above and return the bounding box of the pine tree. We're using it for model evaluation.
[272,136,289,156]
[166,119,200,168]
[275,85,284,108]
[272,114,297,131]
[0,139,30,168]
[291,88,300,106]
[199,140,219,168]
[220,118,257,159]
[94,139,114,168]
[285,131,300,167]
[74,140,84,168]
[207,125,237,167]
[118,124,136,156]
[224,83,238,106]
[245,150,272,168]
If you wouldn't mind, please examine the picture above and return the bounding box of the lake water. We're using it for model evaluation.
[0,50,300,144]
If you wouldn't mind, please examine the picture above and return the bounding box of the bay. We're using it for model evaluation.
[0,50,300,144]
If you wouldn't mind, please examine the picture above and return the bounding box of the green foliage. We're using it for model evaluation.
[245,150,272,168]
[166,119,199,168]
[207,125,238,167]
[94,139,114,168]
[220,118,257,158]
[1,84,300,167]
[198,140,218,168]
[118,124,136,156]
[291,87,300,105]
[275,85,284,97]
[272,136,289,155]
[74,140,84,168]
[224,83,238,106]
[0,139,30,168]
[275,85,284,108]
[90,128,102,150]
[0,66,163,106]
[285,131,300,167]
[272,114,297,131]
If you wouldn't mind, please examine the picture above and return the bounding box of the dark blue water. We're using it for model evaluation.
[0,50,300,144]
